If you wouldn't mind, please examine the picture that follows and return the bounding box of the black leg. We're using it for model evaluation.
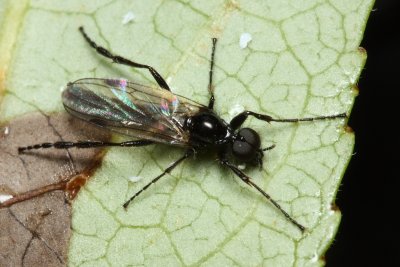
[230,111,347,130]
[219,159,305,232]
[262,144,276,151]
[208,38,218,109]
[79,26,171,91]
[18,140,153,153]
[123,149,193,209]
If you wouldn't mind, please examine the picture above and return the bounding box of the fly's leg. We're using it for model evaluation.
[219,157,305,232]
[208,38,218,109]
[230,111,347,130]
[123,149,193,209]
[79,26,170,91]
[18,140,153,153]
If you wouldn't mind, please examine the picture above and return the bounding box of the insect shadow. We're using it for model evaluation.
[17,27,347,233]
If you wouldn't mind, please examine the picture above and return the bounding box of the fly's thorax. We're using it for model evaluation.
[185,111,231,146]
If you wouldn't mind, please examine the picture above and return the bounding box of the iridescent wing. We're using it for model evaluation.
[62,78,205,146]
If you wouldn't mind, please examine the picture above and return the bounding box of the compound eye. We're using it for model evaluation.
[238,128,261,148]
[232,140,254,161]
[232,128,261,162]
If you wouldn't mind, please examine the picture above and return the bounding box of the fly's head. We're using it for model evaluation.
[231,128,265,169]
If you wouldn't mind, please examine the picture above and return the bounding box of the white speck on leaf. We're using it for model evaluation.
[229,104,245,119]
[239,33,252,49]
[328,208,335,216]
[128,176,142,183]
[237,163,246,170]
[3,126,9,136]
[166,76,173,84]
[122,11,136,25]
[0,194,13,203]
[310,253,318,263]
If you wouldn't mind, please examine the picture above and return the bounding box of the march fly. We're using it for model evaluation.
[17,27,347,233]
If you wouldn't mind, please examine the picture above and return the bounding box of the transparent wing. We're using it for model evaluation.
[62,78,205,146]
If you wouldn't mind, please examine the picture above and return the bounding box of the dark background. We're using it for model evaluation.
[326,1,398,266]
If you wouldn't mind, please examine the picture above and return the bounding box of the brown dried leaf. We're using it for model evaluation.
[0,112,110,266]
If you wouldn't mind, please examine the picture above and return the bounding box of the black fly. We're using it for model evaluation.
[18,27,347,232]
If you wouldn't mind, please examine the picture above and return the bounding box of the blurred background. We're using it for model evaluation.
[326,1,398,266]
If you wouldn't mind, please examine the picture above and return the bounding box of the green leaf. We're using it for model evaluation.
[0,0,374,266]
